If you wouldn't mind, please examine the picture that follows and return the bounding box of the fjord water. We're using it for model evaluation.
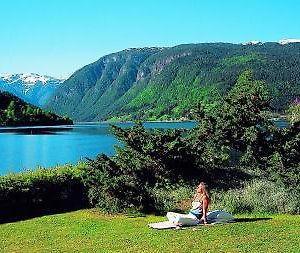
[0,120,288,175]
[0,122,197,175]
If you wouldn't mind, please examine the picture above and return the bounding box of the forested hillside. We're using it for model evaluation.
[45,43,300,121]
[0,92,72,126]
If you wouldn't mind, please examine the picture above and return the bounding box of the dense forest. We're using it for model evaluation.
[45,42,300,122]
[0,92,72,126]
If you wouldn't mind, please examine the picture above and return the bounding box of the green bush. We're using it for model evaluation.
[0,163,88,219]
[82,153,159,214]
[211,180,300,214]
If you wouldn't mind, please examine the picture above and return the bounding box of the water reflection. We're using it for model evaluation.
[0,126,73,135]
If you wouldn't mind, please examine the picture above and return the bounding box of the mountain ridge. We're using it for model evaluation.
[45,42,300,121]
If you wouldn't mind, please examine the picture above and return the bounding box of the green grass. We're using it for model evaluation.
[1,209,299,253]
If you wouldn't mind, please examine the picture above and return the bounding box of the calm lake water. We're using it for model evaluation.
[0,120,288,175]
[0,122,196,175]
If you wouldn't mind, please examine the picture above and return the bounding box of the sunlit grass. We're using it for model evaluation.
[1,209,299,252]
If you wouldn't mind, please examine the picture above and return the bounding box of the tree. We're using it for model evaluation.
[5,101,16,121]
[189,70,275,176]
[287,98,300,125]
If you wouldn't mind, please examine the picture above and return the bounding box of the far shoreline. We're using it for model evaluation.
[75,119,196,124]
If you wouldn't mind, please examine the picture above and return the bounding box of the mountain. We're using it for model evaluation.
[0,91,72,126]
[242,41,262,45]
[278,39,300,45]
[45,42,300,122]
[0,73,63,107]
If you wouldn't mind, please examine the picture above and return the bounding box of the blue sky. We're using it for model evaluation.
[1,0,300,78]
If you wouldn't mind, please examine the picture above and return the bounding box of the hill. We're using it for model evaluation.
[0,91,72,126]
[45,42,300,121]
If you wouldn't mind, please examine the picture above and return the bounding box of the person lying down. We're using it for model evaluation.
[149,182,234,229]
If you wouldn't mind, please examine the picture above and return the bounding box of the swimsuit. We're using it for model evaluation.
[189,200,203,220]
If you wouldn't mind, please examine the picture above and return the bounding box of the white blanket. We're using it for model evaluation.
[148,210,234,229]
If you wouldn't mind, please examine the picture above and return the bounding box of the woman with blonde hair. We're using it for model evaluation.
[166,182,210,226]
[190,182,210,224]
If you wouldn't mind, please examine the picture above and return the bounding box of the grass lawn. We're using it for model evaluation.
[0,209,299,253]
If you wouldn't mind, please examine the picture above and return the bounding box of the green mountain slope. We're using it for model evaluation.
[0,92,72,126]
[45,43,300,121]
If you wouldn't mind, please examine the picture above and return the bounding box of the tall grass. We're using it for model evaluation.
[211,179,300,214]
[151,184,194,213]
[150,179,300,215]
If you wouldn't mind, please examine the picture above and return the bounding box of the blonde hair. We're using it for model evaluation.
[195,182,210,201]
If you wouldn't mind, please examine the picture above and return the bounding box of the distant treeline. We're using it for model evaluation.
[0,91,72,126]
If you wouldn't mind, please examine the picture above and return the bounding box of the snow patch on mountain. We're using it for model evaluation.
[241,39,300,46]
[0,73,64,107]
[242,40,262,45]
[278,39,300,45]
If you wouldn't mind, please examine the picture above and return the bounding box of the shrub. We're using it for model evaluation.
[0,163,88,220]
[82,153,158,214]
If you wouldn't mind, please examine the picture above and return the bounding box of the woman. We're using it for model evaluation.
[190,182,210,224]
[167,182,210,226]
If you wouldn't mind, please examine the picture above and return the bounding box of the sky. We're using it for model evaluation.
[0,0,300,79]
